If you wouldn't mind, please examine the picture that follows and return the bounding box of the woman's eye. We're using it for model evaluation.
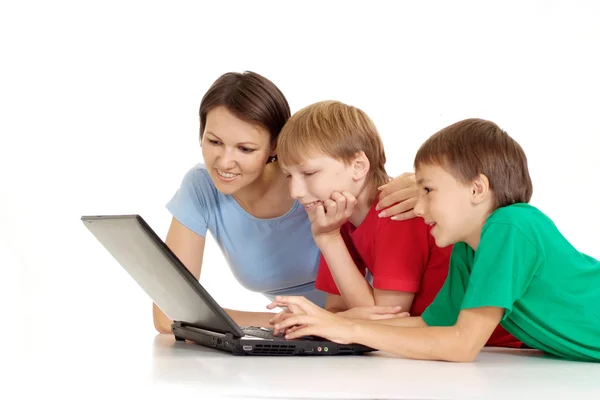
[208,139,221,145]
[303,171,316,177]
[239,147,255,153]
[424,187,431,194]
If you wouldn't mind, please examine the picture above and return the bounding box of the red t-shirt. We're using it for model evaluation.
[315,204,522,348]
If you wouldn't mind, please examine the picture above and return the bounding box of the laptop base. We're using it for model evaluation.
[172,321,375,356]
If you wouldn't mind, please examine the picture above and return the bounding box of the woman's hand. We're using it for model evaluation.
[376,172,418,221]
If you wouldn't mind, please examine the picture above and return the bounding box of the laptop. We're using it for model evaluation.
[81,214,375,356]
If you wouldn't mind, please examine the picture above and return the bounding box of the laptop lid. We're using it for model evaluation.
[81,214,245,337]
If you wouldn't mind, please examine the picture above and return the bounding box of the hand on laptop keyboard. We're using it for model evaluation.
[241,326,285,339]
[242,326,329,341]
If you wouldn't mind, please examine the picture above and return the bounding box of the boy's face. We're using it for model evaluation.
[414,163,478,248]
[281,154,361,213]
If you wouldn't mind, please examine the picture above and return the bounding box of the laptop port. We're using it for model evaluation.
[242,345,253,351]
[305,348,314,353]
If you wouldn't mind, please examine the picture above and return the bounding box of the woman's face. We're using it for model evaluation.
[201,106,275,195]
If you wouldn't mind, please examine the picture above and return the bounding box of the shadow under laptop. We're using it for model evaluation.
[150,333,493,398]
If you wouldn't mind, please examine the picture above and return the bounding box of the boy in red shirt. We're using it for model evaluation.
[272,100,519,347]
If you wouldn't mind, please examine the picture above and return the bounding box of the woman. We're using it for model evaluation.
[153,71,418,332]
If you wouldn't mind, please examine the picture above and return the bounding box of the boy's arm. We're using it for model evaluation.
[318,235,375,308]
[373,289,415,314]
[318,218,427,311]
[325,293,411,321]
[311,192,424,311]
[272,295,503,362]
[351,307,503,362]
[367,217,436,312]
[369,315,427,327]
[309,192,375,308]
[324,293,347,313]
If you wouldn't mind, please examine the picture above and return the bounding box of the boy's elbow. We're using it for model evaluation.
[446,341,481,362]
[447,351,478,363]
[442,329,481,362]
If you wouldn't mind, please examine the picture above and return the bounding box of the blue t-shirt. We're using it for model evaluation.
[166,164,326,306]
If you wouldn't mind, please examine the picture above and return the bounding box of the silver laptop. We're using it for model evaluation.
[81,214,375,356]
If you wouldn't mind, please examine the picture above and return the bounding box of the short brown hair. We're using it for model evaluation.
[414,118,533,209]
[278,100,389,190]
[199,71,291,143]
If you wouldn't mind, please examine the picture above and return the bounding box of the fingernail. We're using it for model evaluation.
[391,215,401,221]
[378,211,387,218]
[375,203,380,211]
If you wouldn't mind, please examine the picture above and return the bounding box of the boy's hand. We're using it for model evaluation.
[266,299,307,335]
[310,191,356,246]
[270,296,357,344]
[376,172,418,221]
[337,305,410,321]
[266,303,407,335]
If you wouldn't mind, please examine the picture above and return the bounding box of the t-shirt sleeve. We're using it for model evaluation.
[371,218,429,292]
[460,223,541,320]
[165,165,213,237]
[421,243,471,327]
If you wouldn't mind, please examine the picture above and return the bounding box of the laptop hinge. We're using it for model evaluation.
[172,321,243,338]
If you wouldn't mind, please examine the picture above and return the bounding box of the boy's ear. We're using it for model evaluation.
[352,151,370,181]
[471,173,490,204]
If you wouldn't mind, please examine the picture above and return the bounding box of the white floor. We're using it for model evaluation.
[10,327,600,400]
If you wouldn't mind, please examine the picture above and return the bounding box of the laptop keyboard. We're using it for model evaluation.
[241,326,285,340]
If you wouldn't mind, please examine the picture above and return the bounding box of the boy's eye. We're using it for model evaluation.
[423,187,432,194]
[285,174,291,179]
[303,171,316,177]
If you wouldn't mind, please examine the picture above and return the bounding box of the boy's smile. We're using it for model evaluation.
[301,200,324,212]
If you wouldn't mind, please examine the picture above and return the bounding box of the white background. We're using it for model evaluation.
[1,0,599,364]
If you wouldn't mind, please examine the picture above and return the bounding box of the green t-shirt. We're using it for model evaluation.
[422,203,600,362]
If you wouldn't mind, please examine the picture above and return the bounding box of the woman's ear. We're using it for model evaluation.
[266,142,278,164]
[352,151,370,181]
[471,173,490,204]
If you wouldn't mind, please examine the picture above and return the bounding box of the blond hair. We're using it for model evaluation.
[278,101,389,192]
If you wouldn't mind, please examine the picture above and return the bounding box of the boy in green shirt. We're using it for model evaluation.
[270,118,600,362]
